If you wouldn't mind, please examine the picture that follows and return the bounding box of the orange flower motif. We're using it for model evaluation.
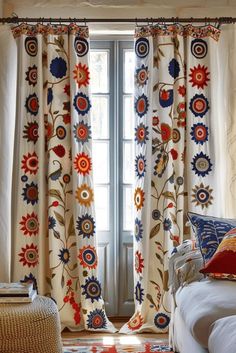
[134,187,145,211]
[74,152,92,176]
[127,312,144,331]
[76,184,94,207]
[189,64,210,89]
[135,251,144,274]
[178,85,186,97]
[73,63,90,88]
[78,245,97,269]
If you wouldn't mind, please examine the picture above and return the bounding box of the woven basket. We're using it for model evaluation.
[0,295,62,353]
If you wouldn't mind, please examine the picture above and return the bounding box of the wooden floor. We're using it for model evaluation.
[62,319,168,340]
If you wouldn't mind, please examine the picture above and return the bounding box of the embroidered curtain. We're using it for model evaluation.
[9,23,116,332]
[120,24,222,333]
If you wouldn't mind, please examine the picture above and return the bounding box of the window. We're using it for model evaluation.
[90,41,135,316]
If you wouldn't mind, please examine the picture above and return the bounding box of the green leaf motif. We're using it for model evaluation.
[54,211,65,226]
[68,215,75,237]
[155,253,164,265]
[48,189,63,202]
[53,229,60,239]
[162,191,175,201]
[61,274,65,288]
[150,223,161,238]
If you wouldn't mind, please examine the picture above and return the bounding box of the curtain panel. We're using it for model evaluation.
[120,24,223,333]
[7,23,116,332]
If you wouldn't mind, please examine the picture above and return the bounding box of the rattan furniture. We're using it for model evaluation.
[0,295,63,353]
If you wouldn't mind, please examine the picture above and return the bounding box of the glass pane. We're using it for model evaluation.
[123,141,134,184]
[91,96,109,139]
[92,141,109,184]
[123,186,134,231]
[123,96,134,139]
[94,186,109,231]
[90,50,109,93]
[124,50,135,94]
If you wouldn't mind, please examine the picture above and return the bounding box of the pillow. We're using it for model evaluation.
[200,228,236,280]
[188,212,236,262]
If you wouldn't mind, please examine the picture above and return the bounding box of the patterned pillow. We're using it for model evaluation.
[200,228,236,280]
[188,212,236,262]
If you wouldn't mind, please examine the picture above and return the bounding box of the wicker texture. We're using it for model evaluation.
[0,296,62,353]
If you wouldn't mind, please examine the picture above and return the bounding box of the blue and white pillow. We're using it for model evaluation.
[188,212,236,262]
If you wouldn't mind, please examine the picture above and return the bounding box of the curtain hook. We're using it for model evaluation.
[84,18,87,27]
[135,17,138,27]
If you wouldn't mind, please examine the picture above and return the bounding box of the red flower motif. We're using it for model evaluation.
[67,279,72,286]
[127,312,144,331]
[52,201,59,207]
[152,116,159,126]
[135,251,144,274]
[161,123,172,142]
[167,203,174,208]
[52,144,66,157]
[189,64,210,89]
[21,152,39,175]
[45,122,53,140]
[18,243,39,267]
[19,212,39,236]
[64,84,70,96]
[74,309,81,325]
[73,63,90,88]
[178,85,186,97]
[63,113,71,124]
[160,89,170,100]
[63,101,70,112]
[63,295,69,303]
[74,152,92,176]
[170,148,178,160]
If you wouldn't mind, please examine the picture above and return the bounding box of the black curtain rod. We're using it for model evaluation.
[0,16,236,24]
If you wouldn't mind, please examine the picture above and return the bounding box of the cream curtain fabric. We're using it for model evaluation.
[121,24,225,334]
[7,23,116,332]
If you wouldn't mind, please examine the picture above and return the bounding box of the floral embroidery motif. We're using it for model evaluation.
[25,36,38,56]
[18,243,39,267]
[75,184,94,207]
[191,38,208,59]
[73,63,90,88]
[87,309,107,330]
[189,64,210,89]
[19,212,39,236]
[25,65,37,86]
[127,312,144,331]
[21,152,39,175]
[22,182,39,205]
[73,92,91,116]
[191,152,213,177]
[135,37,149,58]
[192,183,214,209]
[76,214,96,238]
[81,276,102,302]
[154,313,170,329]
[25,93,39,116]
[78,245,97,269]
[74,36,89,57]
[74,152,92,176]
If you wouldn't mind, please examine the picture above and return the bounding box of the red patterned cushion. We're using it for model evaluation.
[200,228,236,280]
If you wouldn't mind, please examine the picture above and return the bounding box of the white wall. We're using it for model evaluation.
[0,0,3,17]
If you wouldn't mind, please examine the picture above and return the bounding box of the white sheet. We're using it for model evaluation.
[208,316,236,353]
[175,278,236,347]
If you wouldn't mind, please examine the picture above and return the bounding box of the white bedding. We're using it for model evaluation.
[208,316,236,353]
[175,278,236,347]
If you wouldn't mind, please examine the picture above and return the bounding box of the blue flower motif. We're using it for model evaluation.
[22,182,38,205]
[191,152,212,177]
[190,123,209,145]
[135,37,149,58]
[50,57,67,79]
[25,93,39,116]
[87,309,107,330]
[135,281,144,304]
[154,313,170,329]
[135,218,143,242]
[135,123,149,146]
[163,218,172,231]
[189,93,209,117]
[159,89,173,108]
[168,58,180,79]
[48,216,56,229]
[135,154,146,178]
[76,214,96,238]
[58,248,70,264]
[81,276,101,303]
[47,87,53,105]
[20,273,38,292]
[73,92,91,116]
[73,121,91,144]
[135,94,149,118]
[135,64,149,86]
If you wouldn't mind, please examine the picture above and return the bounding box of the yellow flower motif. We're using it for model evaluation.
[75,184,94,207]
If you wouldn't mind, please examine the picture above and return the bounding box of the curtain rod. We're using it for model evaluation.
[0,16,236,24]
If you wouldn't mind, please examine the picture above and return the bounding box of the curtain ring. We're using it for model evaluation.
[84,18,87,26]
